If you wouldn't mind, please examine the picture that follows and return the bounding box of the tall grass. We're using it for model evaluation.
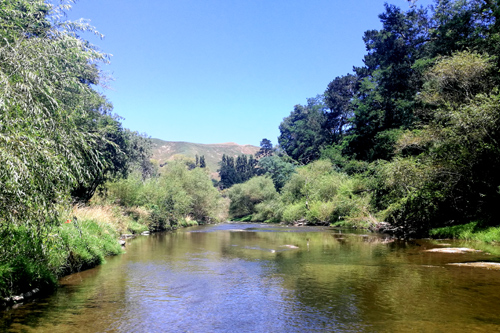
[430,221,500,243]
[0,217,123,299]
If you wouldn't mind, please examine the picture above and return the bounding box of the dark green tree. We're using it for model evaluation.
[218,154,257,188]
[336,3,434,161]
[257,155,296,191]
[256,138,274,158]
[278,96,330,164]
[324,74,358,143]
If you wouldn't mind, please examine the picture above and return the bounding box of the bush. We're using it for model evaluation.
[306,201,336,224]
[282,203,307,223]
[227,176,278,218]
[264,160,378,226]
[105,162,227,229]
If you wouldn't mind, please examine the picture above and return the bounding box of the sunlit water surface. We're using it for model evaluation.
[2,223,500,332]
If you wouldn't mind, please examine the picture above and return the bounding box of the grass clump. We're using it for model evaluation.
[430,221,500,243]
[0,218,123,299]
[51,219,123,275]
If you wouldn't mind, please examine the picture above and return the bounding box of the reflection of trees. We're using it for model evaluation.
[5,227,500,332]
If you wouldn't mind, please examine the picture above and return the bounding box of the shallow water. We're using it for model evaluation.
[2,223,500,332]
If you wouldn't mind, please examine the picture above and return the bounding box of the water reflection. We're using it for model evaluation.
[2,223,500,332]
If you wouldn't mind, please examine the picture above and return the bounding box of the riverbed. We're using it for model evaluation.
[2,223,500,332]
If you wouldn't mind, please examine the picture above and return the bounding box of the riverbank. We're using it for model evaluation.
[0,203,200,307]
[430,221,500,244]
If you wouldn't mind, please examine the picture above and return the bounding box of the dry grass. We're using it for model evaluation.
[71,204,128,233]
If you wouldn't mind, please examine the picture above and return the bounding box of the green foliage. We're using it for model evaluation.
[269,2,500,236]
[199,155,206,168]
[227,176,277,218]
[0,0,109,231]
[375,51,500,236]
[255,138,274,158]
[324,74,358,143]
[107,161,227,229]
[278,96,330,164]
[246,160,376,226]
[0,218,123,298]
[281,203,306,223]
[256,155,296,191]
[430,221,500,243]
[0,0,151,296]
[127,220,149,234]
[218,154,257,189]
[421,51,496,106]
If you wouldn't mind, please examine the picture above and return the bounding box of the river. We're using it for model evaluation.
[2,223,500,332]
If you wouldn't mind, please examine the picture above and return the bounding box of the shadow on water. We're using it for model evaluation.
[2,223,500,332]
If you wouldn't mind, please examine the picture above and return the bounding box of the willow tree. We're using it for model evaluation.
[0,0,117,279]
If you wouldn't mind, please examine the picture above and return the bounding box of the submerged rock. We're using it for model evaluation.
[1,288,40,308]
[121,234,135,239]
[281,244,299,249]
[448,262,500,270]
[425,247,482,253]
[12,295,24,302]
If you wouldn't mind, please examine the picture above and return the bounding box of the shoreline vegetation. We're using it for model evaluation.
[0,201,204,309]
[3,0,500,307]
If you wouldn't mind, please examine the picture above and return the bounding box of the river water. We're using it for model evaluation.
[2,223,500,332]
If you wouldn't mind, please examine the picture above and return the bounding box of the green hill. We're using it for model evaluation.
[151,138,259,173]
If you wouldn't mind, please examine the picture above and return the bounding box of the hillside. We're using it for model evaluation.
[151,138,259,172]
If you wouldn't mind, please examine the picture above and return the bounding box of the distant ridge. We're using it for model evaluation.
[151,138,259,172]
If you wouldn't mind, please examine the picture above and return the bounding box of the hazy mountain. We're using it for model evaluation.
[151,138,259,172]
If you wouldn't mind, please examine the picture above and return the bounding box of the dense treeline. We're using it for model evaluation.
[227,0,500,238]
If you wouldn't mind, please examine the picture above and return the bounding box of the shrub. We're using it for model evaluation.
[227,176,278,218]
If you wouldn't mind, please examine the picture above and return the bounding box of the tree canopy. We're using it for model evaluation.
[272,0,500,236]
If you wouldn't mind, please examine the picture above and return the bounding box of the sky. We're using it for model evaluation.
[66,0,435,146]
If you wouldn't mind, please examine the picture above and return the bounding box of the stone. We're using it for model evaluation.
[448,262,500,270]
[121,234,134,239]
[425,247,481,253]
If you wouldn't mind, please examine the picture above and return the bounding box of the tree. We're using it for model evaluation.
[343,3,432,160]
[256,155,296,191]
[199,155,206,168]
[256,138,274,158]
[324,74,358,143]
[218,154,257,188]
[0,0,131,295]
[382,51,500,236]
[0,0,114,228]
[278,96,330,164]
[218,154,237,189]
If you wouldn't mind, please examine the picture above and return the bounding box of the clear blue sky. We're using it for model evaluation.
[67,0,434,146]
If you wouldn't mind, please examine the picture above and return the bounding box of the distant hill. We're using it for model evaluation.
[151,138,259,173]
